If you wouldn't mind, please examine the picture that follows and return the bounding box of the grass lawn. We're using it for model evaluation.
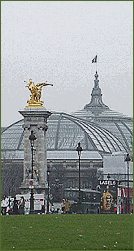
[1,214,133,250]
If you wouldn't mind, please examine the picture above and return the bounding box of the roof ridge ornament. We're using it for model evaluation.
[84,71,109,114]
[94,71,99,88]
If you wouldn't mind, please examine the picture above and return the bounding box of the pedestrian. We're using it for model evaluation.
[64,199,70,214]
[61,199,65,214]
[13,196,18,215]
[51,204,54,214]
[1,195,9,215]
[19,196,25,215]
[42,204,45,214]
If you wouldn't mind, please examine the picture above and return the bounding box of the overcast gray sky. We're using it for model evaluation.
[1,1,133,127]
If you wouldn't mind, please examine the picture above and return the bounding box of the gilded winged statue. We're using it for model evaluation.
[25,79,53,107]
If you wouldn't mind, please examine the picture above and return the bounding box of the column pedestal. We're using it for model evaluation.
[19,107,51,194]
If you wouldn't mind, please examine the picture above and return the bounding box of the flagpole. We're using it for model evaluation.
[92,55,98,72]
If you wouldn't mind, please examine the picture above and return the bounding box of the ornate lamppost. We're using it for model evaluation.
[47,165,50,214]
[125,153,131,214]
[76,142,83,213]
[29,130,36,214]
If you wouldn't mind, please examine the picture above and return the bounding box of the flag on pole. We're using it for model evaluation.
[92,55,97,63]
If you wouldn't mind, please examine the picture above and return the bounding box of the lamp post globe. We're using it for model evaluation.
[29,130,37,145]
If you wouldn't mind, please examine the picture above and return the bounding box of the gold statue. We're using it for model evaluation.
[25,79,53,107]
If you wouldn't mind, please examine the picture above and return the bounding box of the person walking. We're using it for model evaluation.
[13,196,18,215]
[19,196,25,215]
[61,199,65,214]
[64,199,70,214]
[1,195,9,215]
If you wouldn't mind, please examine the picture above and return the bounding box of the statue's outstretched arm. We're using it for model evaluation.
[25,83,30,88]
[37,83,53,87]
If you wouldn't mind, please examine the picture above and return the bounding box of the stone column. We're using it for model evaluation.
[19,107,51,193]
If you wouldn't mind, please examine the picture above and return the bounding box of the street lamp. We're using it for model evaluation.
[29,130,36,214]
[107,173,110,182]
[47,165,50,214]
[125,153,131,214]
[76,142,83,213]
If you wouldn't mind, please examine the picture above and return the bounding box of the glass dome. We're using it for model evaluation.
[1,111,132,160]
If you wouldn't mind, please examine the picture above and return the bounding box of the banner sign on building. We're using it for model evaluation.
[99,180,117,214]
